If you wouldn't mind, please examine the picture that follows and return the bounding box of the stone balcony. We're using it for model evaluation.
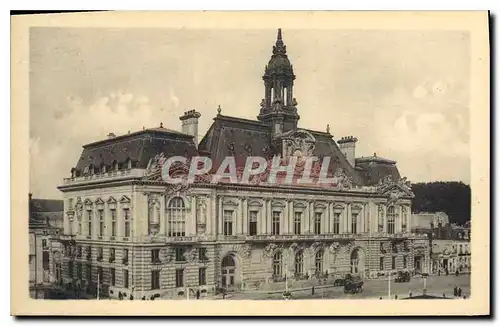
[61,168,145,186]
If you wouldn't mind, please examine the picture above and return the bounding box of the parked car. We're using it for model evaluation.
[333,278,345,286]
[343,275,364,294]
[395,271,411,283]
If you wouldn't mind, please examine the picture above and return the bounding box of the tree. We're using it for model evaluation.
[411,181,471,226]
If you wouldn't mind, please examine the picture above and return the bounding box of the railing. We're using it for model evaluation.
[62,169,145,185]
[244,233,356,242]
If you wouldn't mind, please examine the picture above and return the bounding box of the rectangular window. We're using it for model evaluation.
[175,247,185,261]
[272,211,280,235]
[97,266,103,284]
[68,261,74,278]
[42,239,48,250]
[403,256,407,269]
[87,263,92,281]
[77,246,82,258]
[97,247,103,261]
[198,248,208,261]
[87,210,93,236]
[223,210,233,236]
[333,213,340,234]
[77,263,82,279]
[151,249,161,263]
[175,269,184,287]
[110,268,116,286]
[98,210,104,236]
[351,213,358,234]
[123,208,131,238]
[110,209,117,237]
[391,256,396,270]
[78,221,82,235]
[87,246,92,261]
[123,249,129,264]
[123,270,129,288]
[380,257,384,270]
[198,268,207,286]
[109,248,115,262]
[151,270,160,290]
[294,212,302,235]
[249,211,258,236]
[42,251,49,271]
[314,212,322,235]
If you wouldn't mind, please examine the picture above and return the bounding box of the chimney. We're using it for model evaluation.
[337,136,358,167]
[107,133,116,139]
[179,109,201,145]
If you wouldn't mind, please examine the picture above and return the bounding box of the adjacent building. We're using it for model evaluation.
[29,193,64,298]
[56,29,428,299]
[411,212,471,275]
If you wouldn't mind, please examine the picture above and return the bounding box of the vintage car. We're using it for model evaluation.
[333,278,345,287]
[343,274,364,294]
[394,271,411,283]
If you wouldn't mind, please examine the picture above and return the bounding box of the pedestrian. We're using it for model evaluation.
[394,295,398,300]
[409,291,412,298]
[379,297,383,300]
[442,292,446,298]
[222,289,226,299]
[458,287,462,297]
[312,286,315,295]
[455,270,459,277]
[196,289,200,300]
[453,286,458,297]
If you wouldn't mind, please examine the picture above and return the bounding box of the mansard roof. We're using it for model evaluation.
[73,127,198,174]
[355,154,401,186]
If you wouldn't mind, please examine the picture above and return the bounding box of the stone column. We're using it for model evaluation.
[189,196,196,236]
[346,203,351,234]
[242,198,248,235]
[304,201,310,234]
[267,200,272,234]
[237,197,243,235]
[324,203,330,234]
[283,200,289,235]
[218,196,223,235]
[262,199,268,234]
[288,200,293,234]
[383,205,387,233]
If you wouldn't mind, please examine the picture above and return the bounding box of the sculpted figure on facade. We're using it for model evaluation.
[144,152,167,181]
[75,197,83,221]
[331,168,352,190]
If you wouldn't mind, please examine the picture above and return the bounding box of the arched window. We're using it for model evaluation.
[272,251,282,277]
[294,251,303,276]
[112,160,118,171]
[387,206,396,234]
[167,197,187,237]
[315,250,324,275]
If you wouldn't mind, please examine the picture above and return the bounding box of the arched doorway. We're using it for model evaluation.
[350,248,365,276]
[221,255,237,289]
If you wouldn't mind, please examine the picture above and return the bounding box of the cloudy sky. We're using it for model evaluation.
[29,28,470,199]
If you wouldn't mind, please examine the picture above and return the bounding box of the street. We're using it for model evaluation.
[222,274,471,300]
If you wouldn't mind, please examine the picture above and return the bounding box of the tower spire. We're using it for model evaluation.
[277,28,282,41]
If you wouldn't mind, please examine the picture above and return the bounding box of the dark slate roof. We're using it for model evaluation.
[31,199,63,213]
[198,115,366,185]
[355,154,401,186]
[73,127,198,174]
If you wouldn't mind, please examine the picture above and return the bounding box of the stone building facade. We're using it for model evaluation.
[56,29,428,299]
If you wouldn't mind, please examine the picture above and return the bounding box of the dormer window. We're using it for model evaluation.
[89,164,95,175]
[83,166,89,175]
[113,160,118,171]
[127,158,132,169]
[101,164,106,173]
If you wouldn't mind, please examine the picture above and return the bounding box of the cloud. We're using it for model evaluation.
[30,92,164,198]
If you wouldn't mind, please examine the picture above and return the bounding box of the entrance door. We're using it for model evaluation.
[350,249,362,275]
[221,255,236,288]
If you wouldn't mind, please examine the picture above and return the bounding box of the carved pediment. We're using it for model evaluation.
[107,196,117,204]
[223,199,239,207]
[351,203,364,211]
[120,195,131,204]
[83,198,93,206]
[377,175,413,196]
[332,203,346,211]
[294,202,307,209]
[314,202,327,210]
[282,129,316,159]
[248,200,264,207]
[271,201,286,208]
[95,197,105,205]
